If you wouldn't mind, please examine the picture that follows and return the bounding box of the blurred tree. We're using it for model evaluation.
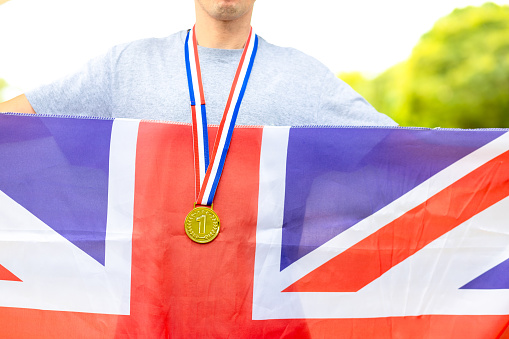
[0,78,7,102]
[341,2,509,128]
[338,72,371,99]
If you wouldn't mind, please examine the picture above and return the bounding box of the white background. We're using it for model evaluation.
[0,0,508,98]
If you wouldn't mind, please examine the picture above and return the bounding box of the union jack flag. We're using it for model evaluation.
[0,114,508,338]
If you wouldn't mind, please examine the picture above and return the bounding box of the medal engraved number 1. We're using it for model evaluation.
[196,214,206,234]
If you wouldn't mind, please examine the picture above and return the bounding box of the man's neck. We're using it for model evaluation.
[194,4,253,49]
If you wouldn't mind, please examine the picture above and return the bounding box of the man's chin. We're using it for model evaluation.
[213,4,243,20]
[196,0,254,23]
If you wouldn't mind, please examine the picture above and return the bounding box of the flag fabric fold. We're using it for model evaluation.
[1,114,509,338]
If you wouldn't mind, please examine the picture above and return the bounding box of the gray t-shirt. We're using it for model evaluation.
[26,30,396,126]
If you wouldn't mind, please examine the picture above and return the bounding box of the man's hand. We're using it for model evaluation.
[0,94,35,114]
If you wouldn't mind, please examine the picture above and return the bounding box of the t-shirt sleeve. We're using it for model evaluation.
[25,48,115,118]
[317,69,398,126]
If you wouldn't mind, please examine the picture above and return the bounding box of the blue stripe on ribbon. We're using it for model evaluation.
[184,31,196,106]
[201,104,210,171]
[207,35,259,205]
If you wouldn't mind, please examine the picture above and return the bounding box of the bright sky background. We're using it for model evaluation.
[1,0,508,100]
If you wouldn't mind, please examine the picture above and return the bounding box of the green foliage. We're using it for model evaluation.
[0,78,7,102]
[340,2,509,128]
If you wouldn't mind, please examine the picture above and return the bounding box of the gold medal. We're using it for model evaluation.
[184,206,220,243]
[183,27,257,242]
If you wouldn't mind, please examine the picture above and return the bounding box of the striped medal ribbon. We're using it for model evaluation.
[183,25,258,243]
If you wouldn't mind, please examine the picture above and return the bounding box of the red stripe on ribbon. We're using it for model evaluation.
[211,28,252,159]
[192,26,206,106]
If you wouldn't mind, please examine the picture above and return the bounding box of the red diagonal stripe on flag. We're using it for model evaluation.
[0,264,21,282]
[284,150,509,293]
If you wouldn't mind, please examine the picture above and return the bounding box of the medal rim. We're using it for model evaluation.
[184,206,220,244]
